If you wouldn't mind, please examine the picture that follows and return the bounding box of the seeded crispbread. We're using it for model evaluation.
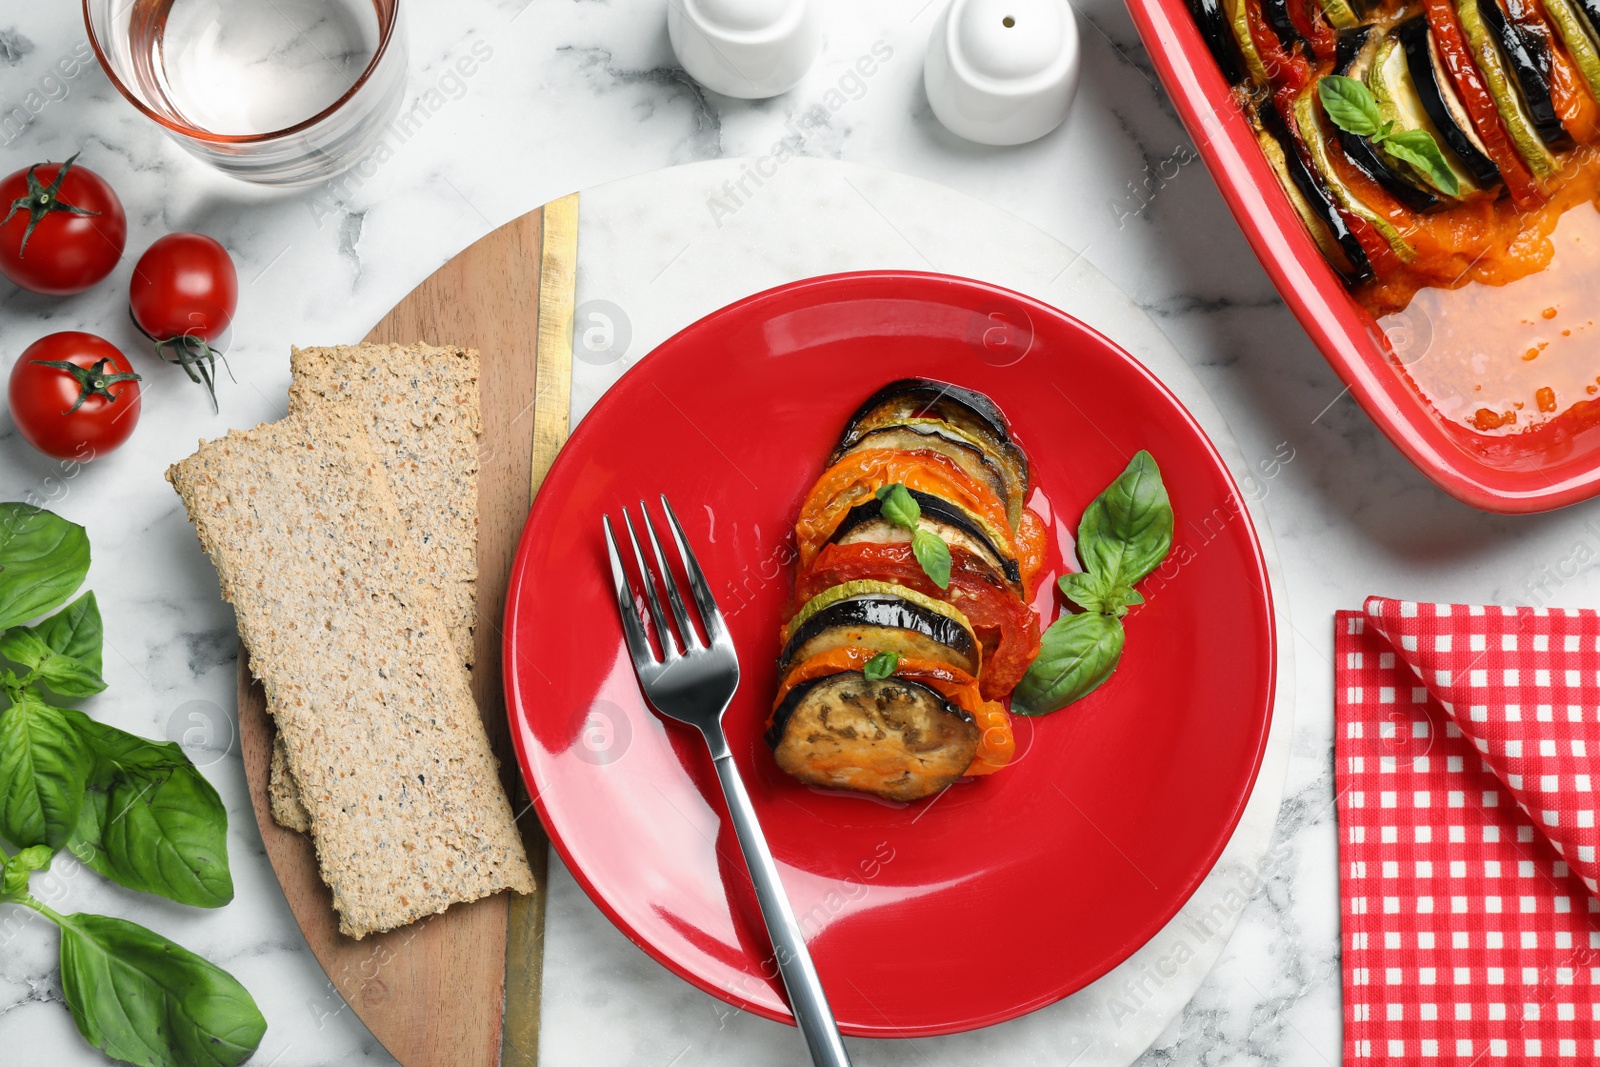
[169,409,533,938]
[268,343,483,832]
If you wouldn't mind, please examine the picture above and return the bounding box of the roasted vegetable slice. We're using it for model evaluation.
[766,672,980,802]
[834,379,1029,529]
[1454,0,1559,175]
[1320,0,1362,29]
[1257,105,1374,280]
[1189,0,1248,81]
[1334,28,1444,210]
[830,486,1022,587]
[1477,0,1570,147]
[1375,26,1493,194]
[1291,87,1418,261]
[832,424,1013,528]
[780,584,981,676]
[1542,0,1600,105]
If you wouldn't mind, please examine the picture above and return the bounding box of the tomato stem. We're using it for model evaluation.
[0,153,101,256]
[153,335,231,412]
[29,357,142,415]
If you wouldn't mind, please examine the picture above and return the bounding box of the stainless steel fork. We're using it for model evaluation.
[604,496,853,1067]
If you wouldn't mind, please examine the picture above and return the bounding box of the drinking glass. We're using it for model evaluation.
[84,0,407,186]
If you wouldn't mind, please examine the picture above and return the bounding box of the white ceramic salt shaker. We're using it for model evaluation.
[924,0,1080,145]
[668,0,822,99]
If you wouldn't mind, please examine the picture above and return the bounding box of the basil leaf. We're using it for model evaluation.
[1,843,53,898]
[1381,128,1462,196]
[862,652,899,680]
[0,592,107,699]
[1012,612,1126,716]
[1317,75,1382,138]
[1058,571,1114,614]
[0,504,90,632]
[911,529,952,590]
[1076,451,1174,593]
[0,692,92,849]
[875,483,920,529]
[66,718,233,908]
[56,911,266,1067]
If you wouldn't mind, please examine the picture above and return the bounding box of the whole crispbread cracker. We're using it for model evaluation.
[169,408,533,938]
[268,342,482,833]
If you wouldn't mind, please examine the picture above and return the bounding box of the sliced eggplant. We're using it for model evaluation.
[831,425,1016,530]
[1188,0,1246,83]
[1258,105,1374,282]
[830,487,1021,586]
[1541,0,1600,105]
[766,672,979,802]
[1398,17,1503,187]
[787,578,976,643]
[1333,29,1442,212]
[778,591,981,676]
[1292,87,1418,262]
[1263,0,1309,54]
[1454,0,1559,176]
[1573,0,1600,46]
[836,379,1029,528]
[1477,0,1570,148]
[1371,28,1488,196]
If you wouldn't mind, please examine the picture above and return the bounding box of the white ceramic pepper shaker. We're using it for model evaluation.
[924,0,1080,145]
[668,0,823,99]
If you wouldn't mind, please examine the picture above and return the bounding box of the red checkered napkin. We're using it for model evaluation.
[1337,598,1600,1063]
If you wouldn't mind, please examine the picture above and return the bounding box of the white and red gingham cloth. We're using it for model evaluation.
[1337,598,1600,1063]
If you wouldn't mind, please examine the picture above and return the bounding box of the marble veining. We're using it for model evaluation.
[3,1,1600,1065]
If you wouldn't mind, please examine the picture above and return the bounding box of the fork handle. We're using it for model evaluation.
[711,751,854,1067]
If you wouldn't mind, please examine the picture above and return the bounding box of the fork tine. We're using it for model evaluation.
[640,500,702,650]
[659,495,728,643]
[603,515,657,667]
[621,506,679,658]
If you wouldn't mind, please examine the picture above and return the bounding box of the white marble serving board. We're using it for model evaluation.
[545,156,1295,1067]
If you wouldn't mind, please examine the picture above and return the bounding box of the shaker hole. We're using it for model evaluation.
[1003,15,1016,25]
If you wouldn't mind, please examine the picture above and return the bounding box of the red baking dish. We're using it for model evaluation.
[1122,0,1600,513]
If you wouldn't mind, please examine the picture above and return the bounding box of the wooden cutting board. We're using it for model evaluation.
[235,193,579,1067]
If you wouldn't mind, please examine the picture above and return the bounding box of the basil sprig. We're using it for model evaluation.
[1013,452,1174,716]
[1318,76,1461,196]
[862,651,899,680]
[0,502,263,1066]
[874,484,952,589]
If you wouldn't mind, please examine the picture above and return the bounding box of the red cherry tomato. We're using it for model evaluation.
[130,232,238,342]
[8,332,142,461]
[0,154,127,296]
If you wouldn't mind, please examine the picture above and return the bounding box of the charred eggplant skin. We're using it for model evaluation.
[1398,17,1504,186]
[1259,103,1375,282]
[1189,0,1247,81]
[766,672,980,802]
[778,593,981,675]
[1333,27,1442,211]
[1476,0,1570,148]
[830,487,1022,584]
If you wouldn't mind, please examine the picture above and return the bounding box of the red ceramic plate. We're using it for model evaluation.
[504,271,1276,1036]
[1122,0,1600,513]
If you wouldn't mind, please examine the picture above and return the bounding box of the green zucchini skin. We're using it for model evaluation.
[1333,28,1443,211]
[1259,103,1375,282]
[1476,0,1571,148]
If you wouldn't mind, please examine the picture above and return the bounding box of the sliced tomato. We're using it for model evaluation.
[773,647,1015,775]
[1287,0,1338,63]
[1523,0,1600,141]
[795,541,1041,700]
[1422,0,1544,205]
[1016,506,1048,598]
[1245,0,1312,90]
[793,447,1014,572]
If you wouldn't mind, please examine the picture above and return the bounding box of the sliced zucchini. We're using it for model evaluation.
[1292,87,1418,262]
[1477,0,1569,147]
[1369,32,1485,197]
[778,591,981,676]
[1333,29,1442,211]
[1188,0,1247,83]
[1540,0,1600,107]
[1398,17,1504,187]
[1257,106,1374,281]
[830,487,1021,587]
[1574,0,1600,46]
[1320,0,1362,30]
[766,673,979,802]
[787,579,975,643]
[1455,0,1558,176]
[1222,0,1274,83]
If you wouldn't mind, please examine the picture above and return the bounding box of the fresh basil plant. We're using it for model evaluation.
[0,503,264,1067]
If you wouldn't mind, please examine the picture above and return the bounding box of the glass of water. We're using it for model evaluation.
[84,0,407,186]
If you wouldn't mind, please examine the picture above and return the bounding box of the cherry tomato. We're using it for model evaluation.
[0,154,127,296]
[8,332,142,461]
[130,232,238,408]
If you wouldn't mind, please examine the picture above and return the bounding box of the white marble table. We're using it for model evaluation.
[2,2,1597,1065]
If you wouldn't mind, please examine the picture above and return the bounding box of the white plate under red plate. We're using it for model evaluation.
[503,271,1277,1037]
